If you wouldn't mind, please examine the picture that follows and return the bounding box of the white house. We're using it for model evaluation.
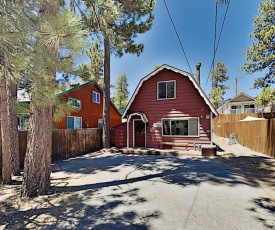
[217,92,257,114]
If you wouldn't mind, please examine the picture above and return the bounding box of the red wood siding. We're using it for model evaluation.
[114,123,127,148]
[55,83,122,129]
[125,69,212,149]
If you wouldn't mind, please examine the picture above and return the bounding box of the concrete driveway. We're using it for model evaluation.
[46,151,275,230]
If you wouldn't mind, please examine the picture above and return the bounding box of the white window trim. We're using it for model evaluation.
[157,80,176,100]
[67,116,82,129]
[161,117,200,137]
[68,97,81,109]
[92,90,100,104]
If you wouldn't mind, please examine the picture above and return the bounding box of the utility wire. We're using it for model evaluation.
[204,0,231,91]
[163,0,193,76]
[212,3,218,88]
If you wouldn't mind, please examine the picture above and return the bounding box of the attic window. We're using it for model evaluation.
[92,90,100,104]
[157,80,175,100]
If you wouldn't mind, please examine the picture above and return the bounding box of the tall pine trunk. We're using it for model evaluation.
[9,81,20,176]
[0,108,2,183]
[102,39,110,148]
[22,103,52,196]
[1,75,12,184]
[21,0,58,197]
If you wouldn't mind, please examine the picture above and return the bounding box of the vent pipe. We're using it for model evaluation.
[196,62,201,86]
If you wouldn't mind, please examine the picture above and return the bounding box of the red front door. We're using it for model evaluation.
[134,120,145,147]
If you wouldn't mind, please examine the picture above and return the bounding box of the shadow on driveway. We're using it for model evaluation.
[1,152,274,229]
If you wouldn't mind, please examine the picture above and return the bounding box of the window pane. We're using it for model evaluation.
[92,91,96,102]
[189,119,198,136]
[162,119,170,135]
[244,104,254,108]
[67,117,74,129]
[75,117,82,129]
[171,120,188,135]
[98,119,103,129]
[96,93,100,103]
[158,82,166,99]
[167,81,175,98]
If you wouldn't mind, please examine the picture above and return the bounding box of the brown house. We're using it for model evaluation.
[114,64,218,150]
[55,81,122,129]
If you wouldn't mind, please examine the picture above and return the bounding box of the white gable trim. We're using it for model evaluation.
[122,64,218,118]
[230,92,255,103]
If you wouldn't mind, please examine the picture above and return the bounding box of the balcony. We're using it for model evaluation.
[229,108,255,114]
[229,109,242,114]
[244,108,255,113]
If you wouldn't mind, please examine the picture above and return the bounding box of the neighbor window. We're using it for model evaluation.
[98,119,103,129]
[67,116,82,129]
[157,80,175,99]
[92,90,100,104]
[68,97,81,109]
[162,118,199,136]
[17,114,29,130]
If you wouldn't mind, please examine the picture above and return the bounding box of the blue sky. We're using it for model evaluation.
[109,0,263,100]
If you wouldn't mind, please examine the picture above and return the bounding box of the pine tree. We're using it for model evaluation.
[242,0,275,88]
[0,0,28,183]
[78,39,104,87]
[78,0,155,148]
[0,0,87,196]
[112,73,129,111]
[210,61,229,108]
[21,1,87,197]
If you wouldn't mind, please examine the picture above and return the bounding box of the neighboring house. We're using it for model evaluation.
[18,81,122,130]
[114,64,218,150]
[217,92,257,114]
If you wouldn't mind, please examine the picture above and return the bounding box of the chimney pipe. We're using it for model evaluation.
[196,62,201,85]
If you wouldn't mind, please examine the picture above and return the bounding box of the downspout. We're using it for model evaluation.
[127,115,129,148]
[210,112,213,145]
[145,122,147,148]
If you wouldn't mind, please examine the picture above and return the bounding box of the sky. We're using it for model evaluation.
[109,0,263,100]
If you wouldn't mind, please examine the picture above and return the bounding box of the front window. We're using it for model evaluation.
[162,118,199,136]
[92,90,100,104]
[158,80,175,99]
[68,97,81,109]
[67,116,82,129]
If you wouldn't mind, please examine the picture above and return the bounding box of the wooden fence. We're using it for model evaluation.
[19,128,115,167]
[213,112,274,123]
[213,114,275,158]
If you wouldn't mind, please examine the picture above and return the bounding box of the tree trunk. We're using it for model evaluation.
[21,102,52,197]
[102,39,110,148]
[8,81,20,175]
[0,95,2,183]
[21,0,58,197]
[1,76,12,184]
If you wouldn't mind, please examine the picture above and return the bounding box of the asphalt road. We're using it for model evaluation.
[49,152,275,230]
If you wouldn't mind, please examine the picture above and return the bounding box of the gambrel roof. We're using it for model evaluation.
[122,64,218,118]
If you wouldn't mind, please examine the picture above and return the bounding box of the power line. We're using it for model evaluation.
[204,0,231,91]
[212,3,218,88]
[163,0,193,76]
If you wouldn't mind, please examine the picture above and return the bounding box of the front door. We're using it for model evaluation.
[134,120,145,147]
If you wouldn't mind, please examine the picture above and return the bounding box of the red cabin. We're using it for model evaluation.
[55,81,122,129]
[114,65,218,150]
